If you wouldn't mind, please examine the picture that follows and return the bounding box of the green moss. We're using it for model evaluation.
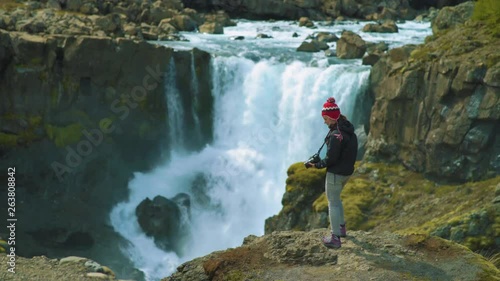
[0,133,19,147]
[54,10,86,16]
[0,114,44,147]
[285,166,325,189]
[472,0,500,36]
[28,116,42,127]
[0,239,8,253]
[224,270,246,281]
[30,57,43,65]
[312,193,328,212]
[45,123,83,147]
[469,252,500,280]
[0,0,22,11]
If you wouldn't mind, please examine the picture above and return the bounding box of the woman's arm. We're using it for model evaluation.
[315,132,342,168]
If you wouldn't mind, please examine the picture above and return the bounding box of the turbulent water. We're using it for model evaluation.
[110,19,431,281]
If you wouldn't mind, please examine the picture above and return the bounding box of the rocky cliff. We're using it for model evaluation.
[365,1,499,182]
[0,30,212,279]
[266,162,500,254]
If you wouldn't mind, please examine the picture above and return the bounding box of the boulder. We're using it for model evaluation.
[91,13,122,33]
[308,31,338,43]
[296,39,329,52]
[198,22,223,34]
[336,30,366,59]
[362,20,398,33]
[158,19,178,34]
[204,10,236,27]
[299,16,314,27]
[167,14,197,31]
[431,1,475,34]
[136,194,191,255]
[256,33,272,38]
[148,3,177,25]
[362,53,381,65]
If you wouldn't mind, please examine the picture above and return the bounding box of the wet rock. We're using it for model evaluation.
[256,33,272,39]
[199,22,223,34]
[296,39,328,52]
[136,194,191,255]
[362,20,398,33]
[298,17,314,28]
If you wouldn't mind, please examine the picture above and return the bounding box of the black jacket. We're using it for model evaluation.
[315,119,358,176]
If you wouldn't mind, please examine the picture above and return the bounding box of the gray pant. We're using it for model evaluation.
[325,172,350,236]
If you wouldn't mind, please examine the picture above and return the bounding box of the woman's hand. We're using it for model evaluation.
[305,162,315,169]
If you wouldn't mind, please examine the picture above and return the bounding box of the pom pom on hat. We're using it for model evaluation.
[321,97,341,120]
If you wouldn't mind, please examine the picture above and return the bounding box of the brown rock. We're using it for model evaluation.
[198,22,223,34]
[336,30,366,59]
[431,1,475,34]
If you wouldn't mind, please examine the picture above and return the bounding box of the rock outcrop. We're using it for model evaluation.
[0,0,235,40]
[0,254,138,281]
[365,1,499,182]
[163,229,500,281]
[0,30,213,280]
[266,162,500,254]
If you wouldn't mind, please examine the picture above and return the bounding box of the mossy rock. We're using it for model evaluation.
[283,161,500,254]
[45,123,83,147]
[0,113,44,147]
[0,240,9,253]
[0,132,19,147]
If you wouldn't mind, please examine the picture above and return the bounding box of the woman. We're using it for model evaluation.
[305,97,358,249]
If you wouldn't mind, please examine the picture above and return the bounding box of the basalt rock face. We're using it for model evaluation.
[0,30,213,279]
[366,2,499,183]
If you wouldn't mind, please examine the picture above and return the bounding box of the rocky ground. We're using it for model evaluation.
[0,255,130,281]
[163,229,500,281]
[1,229,499,280]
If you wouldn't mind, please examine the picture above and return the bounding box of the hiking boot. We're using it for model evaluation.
[340,224,346,237]
[322,233,341,249]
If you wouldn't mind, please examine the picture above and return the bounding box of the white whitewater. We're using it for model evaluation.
[110,19,431,281]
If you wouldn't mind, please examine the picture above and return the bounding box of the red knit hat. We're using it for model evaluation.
[321,97,340,120]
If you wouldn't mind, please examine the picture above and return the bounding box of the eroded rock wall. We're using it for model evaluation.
[366,43,499,183]
[0,30,212,279]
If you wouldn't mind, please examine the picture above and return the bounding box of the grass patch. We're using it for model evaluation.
[472,0,500,36]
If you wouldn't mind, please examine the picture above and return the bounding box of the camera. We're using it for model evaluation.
[304,153,320,168]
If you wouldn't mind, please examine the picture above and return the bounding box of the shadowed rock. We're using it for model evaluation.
[136,194,191,255]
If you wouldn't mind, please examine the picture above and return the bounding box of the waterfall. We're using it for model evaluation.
[110,55,371,281]
[165,57,185,151]
[189,52,203,142]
